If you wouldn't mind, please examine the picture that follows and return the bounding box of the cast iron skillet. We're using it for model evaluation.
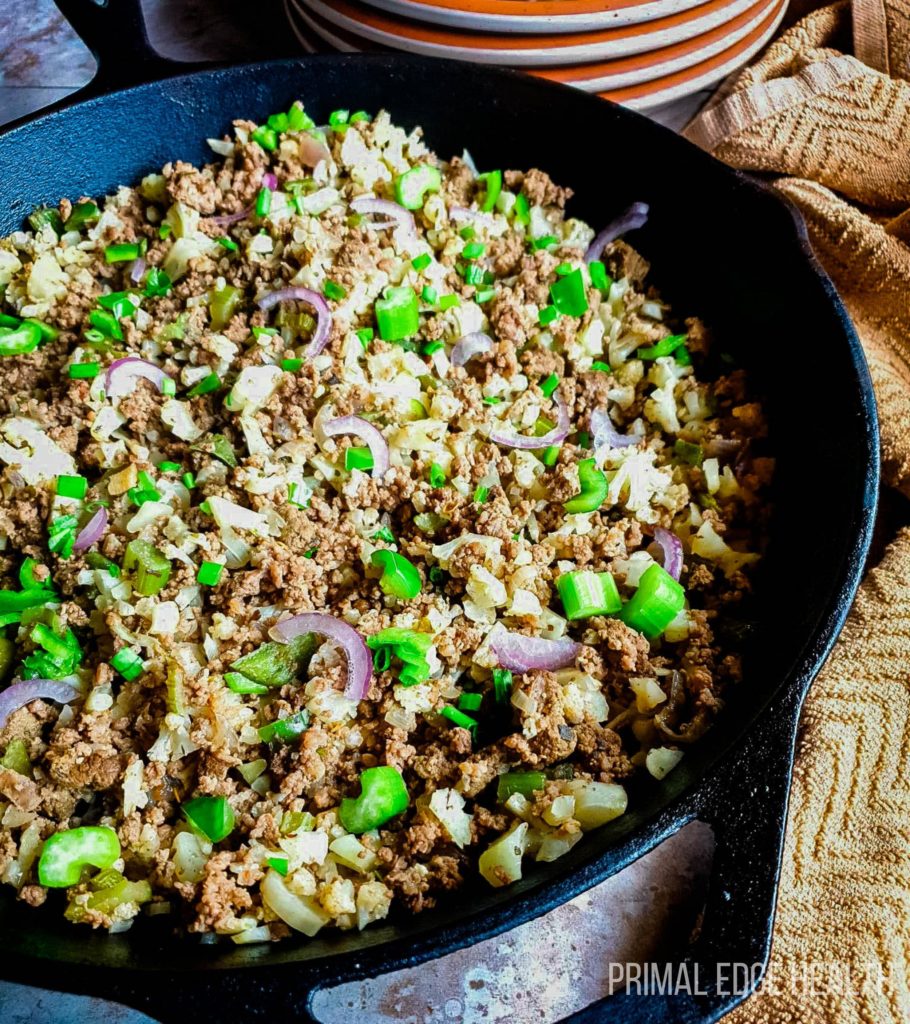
[0,2,878,1022]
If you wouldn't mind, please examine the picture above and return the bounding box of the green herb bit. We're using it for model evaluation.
[538,304,559,326]
[497,771,545,802]
[591,361,611,373]
[439,706,478,741]
[540,373,559,398]
[104,242,141,264]
[258,710,310,744]
[372,526,396,544]
[411,253,431,272]
[345,446,374,473]
[188,372,221,397]
[492,668,513,703]
[428,463,447,488]
[197,561,224,587]
[531,235,558,251]
[637,334,687,361]
[324,279,347,301]
[473,485,489,504]
[55,475,87,500]
[589,260,612,293]
[458,692,483,712]
[111,648,144,681]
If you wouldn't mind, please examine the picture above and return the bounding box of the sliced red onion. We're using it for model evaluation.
[451,332,493,368]
[270,614,372,701]
[584,202,650,264]
[210,206,252,227]
[490,393,570,450]
[262,172,278,191]
[590,408,642,450]
[449,207,494,228]
[653,527,683,581]
[300,135,331,168]
[73,506,108,555]
[129,257,146,284]
[0,679,79,730]
[491,632,580,674]
[105,357,174,400]
[350,197,417,246]
[323,415,389,479]
[258,287,331,357]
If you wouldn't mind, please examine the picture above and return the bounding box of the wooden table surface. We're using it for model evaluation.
[0,3,715,1021]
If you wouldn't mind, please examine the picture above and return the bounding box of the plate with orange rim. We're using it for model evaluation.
[604,0,785,107]
[356,0,720,33]
[289,0,784,93]
[300,0,779,64]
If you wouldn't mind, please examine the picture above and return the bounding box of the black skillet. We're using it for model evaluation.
[0,2,879,1021]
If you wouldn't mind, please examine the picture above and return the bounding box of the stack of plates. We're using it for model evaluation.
[284,0,787,110]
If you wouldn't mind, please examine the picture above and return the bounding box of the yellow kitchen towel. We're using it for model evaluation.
[684,3,910,1021]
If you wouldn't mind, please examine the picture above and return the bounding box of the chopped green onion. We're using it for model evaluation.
[371,550,421,600]
[251,125,277,151]
[158,223,172,239]
[458,692,483,712]
[462,241,485,260]
[440,705,477,740]
[98,291,140,319]
[531,235,558,251]
[550,268,589,318]
[197,561,224,587]
[541,445,560,467]
[438,294,460,311]
[287,482,307,508]
[356,326,374,349]
[514,193,530,225]
[267,111,289,132]
[256,187,272,218]
[619,563,686,639]
[411,253,431,272]
[555,262,573,276]
[540,373,559,398]
[280,357,303,372]
[492,668,512,704]
[564,458,608,514]
[182,796,235,843]
[88,308,123,342]
[216,237,238,252]
[324,279,347,301]
[638,334,687,360]
[287,102,314,131]
[68,358,100,378]
[462,264,486,287]
[459,225,475,241]
[47,514,78,559]
[673,439,704,466]
[591,360,611,373]
[394,165,442,210]
[182,472,196,490]
[538,304,559,326]
[345,446,374,472]
[64,202,100,233]
[557,570,622,620]
[473,485,489,504]
[576,430,590,448]
[422,340,444,355]
[497,771,545,802]
[475,287,496,304]
[372,526,396,544]
[339,766,409,834]
[188,372,221,397]
[428,463,446,488]
[589,260,612,293]
[349,110,370,124]
[56,475,87,500]
[144,267,172,297]
[421,285,438,306]
[367,628,432,686]
[477,169,502,212]
[258,710,310,744]
[328,108,350,127]
[123,539,171,596]
[111,648,144,681]
[675,344,692,367]
[482,396,502,406]
[158,461,181,473]
[104,242,141,263]
[375,286,419,342]
[267,856,289,876]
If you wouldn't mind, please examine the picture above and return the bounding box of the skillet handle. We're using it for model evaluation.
[54,0,194,99]
[564,692,801,1024]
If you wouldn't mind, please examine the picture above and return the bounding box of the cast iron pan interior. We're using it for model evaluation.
[0,4,879,1022]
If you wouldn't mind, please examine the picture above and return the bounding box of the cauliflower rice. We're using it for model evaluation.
[0,102,772,940]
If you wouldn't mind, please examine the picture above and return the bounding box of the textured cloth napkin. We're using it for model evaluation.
[684,3,910,1021]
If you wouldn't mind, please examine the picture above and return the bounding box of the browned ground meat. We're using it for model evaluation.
[0,107,769,944]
